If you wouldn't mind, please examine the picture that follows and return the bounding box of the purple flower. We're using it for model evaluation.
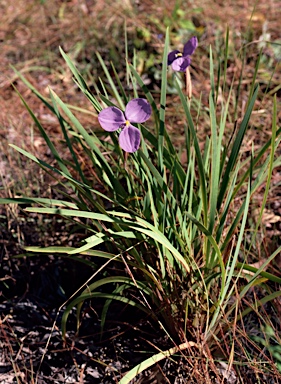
[168,36,198,72]
[98,98,151,153]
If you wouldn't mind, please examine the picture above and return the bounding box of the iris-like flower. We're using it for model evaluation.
[98,98,151,153]
[168,36,198,72]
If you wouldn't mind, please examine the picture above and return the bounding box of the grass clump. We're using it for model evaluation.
[1,26,281,383]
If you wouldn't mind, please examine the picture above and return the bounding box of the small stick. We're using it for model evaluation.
[124,150,128,169]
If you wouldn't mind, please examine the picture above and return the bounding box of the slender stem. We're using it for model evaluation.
[185,67,192,100]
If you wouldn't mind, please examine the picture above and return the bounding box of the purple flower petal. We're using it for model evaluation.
[125,98,152,123]
[183,36,198,57]
[171,57,191,72]
[168,50,181,65]
[98,106,126,132]
[119,125,141,153]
